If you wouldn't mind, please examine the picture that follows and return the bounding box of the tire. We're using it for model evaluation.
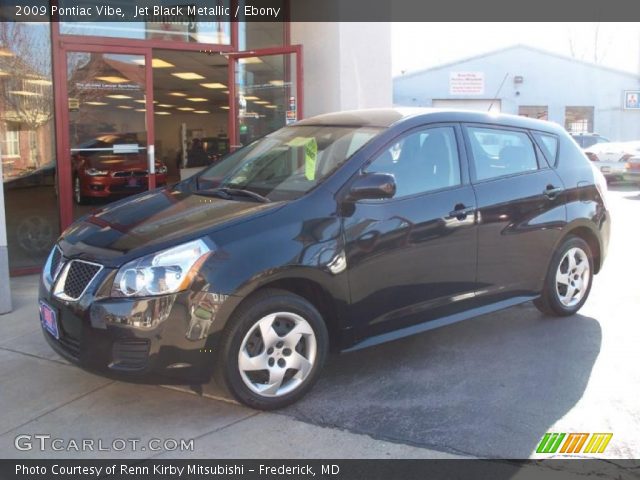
[534,236,594,317]
[74,176,88,205]
[217,289,329,410]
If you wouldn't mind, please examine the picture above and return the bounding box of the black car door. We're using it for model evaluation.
[343,124,478,339]
[462,124,566,302]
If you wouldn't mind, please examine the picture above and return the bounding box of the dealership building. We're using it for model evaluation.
[0,15,391,312]
[394,45,640,141]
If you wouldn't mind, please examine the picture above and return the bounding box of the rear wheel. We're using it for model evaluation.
[534,236,593,317]
[217,289,328,410]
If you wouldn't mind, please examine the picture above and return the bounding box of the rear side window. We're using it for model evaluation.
[466,127,538,181]
[533,132,559,165]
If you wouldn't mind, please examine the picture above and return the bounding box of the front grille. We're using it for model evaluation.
[62,261,102,300]
[111,339,150,370]
[113,170,148,178]
[57,334,81,358]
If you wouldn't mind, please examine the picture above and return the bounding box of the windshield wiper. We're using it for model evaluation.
[195,187,271,203]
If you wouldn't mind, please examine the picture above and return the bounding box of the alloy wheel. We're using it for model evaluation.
[238,312,317,398]
[555,247,590,307]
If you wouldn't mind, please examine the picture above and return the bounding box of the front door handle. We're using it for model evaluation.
[448,204,475,220]
[544,184,564,199]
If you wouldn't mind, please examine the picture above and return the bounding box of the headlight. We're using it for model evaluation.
[85,168,109,176]
[156,165,168,174]
[112,239,213,297]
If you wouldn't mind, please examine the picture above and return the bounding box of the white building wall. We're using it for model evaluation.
[394,46,640,141]
[292,22,392,117]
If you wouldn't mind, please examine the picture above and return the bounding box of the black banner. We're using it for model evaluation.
[0,0,638,22]
[2,459,640,480]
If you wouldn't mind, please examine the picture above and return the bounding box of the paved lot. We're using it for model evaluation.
[0,185,638,459]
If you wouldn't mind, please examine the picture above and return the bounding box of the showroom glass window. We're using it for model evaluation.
[58,0,232,45]
[0,23,59,271]
[365,126,462,198]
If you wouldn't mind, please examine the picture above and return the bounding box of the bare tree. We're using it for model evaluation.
[567,22,612,65]
[0,23,54,131]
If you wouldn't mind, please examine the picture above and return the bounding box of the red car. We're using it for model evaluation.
[72,133,168,205]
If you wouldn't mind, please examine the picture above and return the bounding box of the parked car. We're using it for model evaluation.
[71,133,168,204]
[622,156,640,184]
[39,109,610,409]
[584,141,640,182]
[571,132,610,149]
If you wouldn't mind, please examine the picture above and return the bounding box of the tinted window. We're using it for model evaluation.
[365,126,461,198]
[534,133,559,165]
[467,127,538,181]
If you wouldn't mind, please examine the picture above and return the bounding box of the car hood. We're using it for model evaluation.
[59,187,284,265]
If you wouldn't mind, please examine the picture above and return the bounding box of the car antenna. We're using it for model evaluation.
[488,73,509,112]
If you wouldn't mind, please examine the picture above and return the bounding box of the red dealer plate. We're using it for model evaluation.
[39,301,59,339]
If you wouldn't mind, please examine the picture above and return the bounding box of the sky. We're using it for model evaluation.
[392,23,640,77]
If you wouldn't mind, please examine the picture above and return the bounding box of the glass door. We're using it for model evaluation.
[56,47,157,224]
[229,47,303,149]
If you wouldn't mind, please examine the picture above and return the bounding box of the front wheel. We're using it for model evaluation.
[217,289,328,410]
[534,236,594,317]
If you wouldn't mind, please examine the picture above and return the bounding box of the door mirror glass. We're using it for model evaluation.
[348,173,396,201]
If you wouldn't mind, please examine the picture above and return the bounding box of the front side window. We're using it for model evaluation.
[467,127,538,181]
[365,126,461,198]
[198,125,382,201]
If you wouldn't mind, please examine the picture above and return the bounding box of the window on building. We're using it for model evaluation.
[466,127,538,181]
[518,106,548,120]
[565,106,594,133]
[365,126,461,198]
[3,129,20,157]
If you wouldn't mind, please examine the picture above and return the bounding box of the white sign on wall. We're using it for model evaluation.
[449,72,485,95]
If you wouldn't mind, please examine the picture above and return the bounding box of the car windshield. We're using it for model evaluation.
[196,125,382,201]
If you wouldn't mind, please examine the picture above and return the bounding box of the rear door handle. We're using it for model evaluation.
[544,185,564,199]
[448,204,475,220]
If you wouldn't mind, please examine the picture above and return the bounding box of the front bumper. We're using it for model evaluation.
[81,174,168,198]
[39,269,235,381]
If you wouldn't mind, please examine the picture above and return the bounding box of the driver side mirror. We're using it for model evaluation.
[347,172,396,201]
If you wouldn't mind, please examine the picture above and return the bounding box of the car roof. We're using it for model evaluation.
[296,107,564,134]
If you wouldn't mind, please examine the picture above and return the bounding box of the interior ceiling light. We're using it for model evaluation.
[169,92,187,97]
[117,105,133,109]
[96,76,130,84]
[85,101,108,106]
[220,106,230,110]
[106,94,132,99]
[268,80,284,86]
[155,111,171,115]
[134,100,146,104]
[10,90,41,96]
[194,110,210,114]
[177,107,195,111]
[135,108,146,112]
[157,104,174,108]
[238,57,263,65]
[0,49,15,57]
[132,58,175,68]
[187,97,208,102]
[171,72,205,80]
[244,96,260,100]
[200,82,226,89]
[0,71,9,76]
[254,100,269,104]
[25,79,52,86]
[265,105,277,109]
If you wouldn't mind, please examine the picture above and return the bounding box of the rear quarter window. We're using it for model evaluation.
[533,132,559,166]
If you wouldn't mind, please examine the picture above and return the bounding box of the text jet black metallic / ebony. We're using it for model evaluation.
[39,109,610,409]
